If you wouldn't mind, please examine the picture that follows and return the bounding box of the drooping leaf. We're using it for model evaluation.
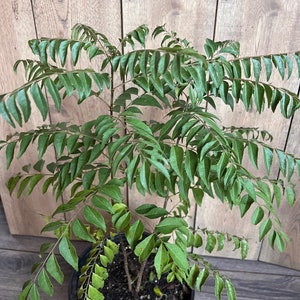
[58,236,78,271]
[37,269,54,296]
[46,253,64,284]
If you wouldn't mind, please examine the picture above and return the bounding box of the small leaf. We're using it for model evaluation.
[196,268,209,291]
[134,234,155,261]
[5,141,17,169]
[126,220,144,248]
[259,218,272,241]
[165,242,189,272]
[263,146,273,175]
[38,269,54,296]
[46,253,64,284]
[214,273,224,300]
[251,206,264,225]
[248,142,259,169]
[225,279,237,300]
[154,244,169,280]
[59,236,78,271]
[205,232,216,253]
[88,284,104,300]
[84,205,106,232]
[72,218,96,242]
[155,217,188,234]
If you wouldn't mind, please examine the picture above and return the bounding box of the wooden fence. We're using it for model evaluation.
[0,0,299,270]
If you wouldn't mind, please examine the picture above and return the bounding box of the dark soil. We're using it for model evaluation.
[101,245,191,300]
[69,236,192,300]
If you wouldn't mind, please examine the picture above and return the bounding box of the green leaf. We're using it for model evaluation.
[45,78,61,112]
[263,146,273,175]
[225,279,237,300]
[192,187,204,206]
[46,253,64,284]
[259,218,272,241]
[241,81,253,110]
[88,284,104,300]
[59,236,78,271]
[214,273,224,300]
[99,183,122,202]
[196,268,209,291]
[187,264,200,289]
[253,83,265,113]
[30,83,49,120]
[185,149,198,183]
[251,206,264,225]
[0,100,15,127]
[91,195,113,213]
[37,269,54,296]
[273,55,285,79]
[170,145,184,178]
[239,195,254,218]
[72,218,95,242]
[165,242,189,272]
[17,134,33,158]
[6,95,22,126]
[155,217,188,234]
[17,89,31,122]
[263,56,273,81]
[27,174,44,195]
[240,239,249,259]
[276,149,287,177]
[286,186,295,206]
[154,244,169,280]
[132,94,162,109]
[115,211,131,231]
[248,142,259,169]
[126,220,144,248]
[92,272,105,289]
[208,62,223,88]
[28,283,40,300]
[205,232,217,253]
[241,58,251,78]
[252,57,261,81]
[84,205,106,232]
[5,141,17,169]
[134,234,155,261]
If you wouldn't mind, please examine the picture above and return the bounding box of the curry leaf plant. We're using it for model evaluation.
[1,24,300,300]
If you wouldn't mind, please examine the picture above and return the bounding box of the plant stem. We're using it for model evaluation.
[121,239,133,292]
[135,259,147,294]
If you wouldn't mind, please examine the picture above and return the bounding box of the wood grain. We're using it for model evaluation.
[194,0,300,261]
[122,0,218,231]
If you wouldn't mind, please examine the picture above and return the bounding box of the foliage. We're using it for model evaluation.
[0,23,300,299]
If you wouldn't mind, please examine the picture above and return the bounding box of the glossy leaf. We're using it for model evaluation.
[155,217,188,234]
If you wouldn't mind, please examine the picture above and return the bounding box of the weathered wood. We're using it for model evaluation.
[122,0,218,232]
[0,0,61,236]
[194,0,300,261]
[259,110,300,269]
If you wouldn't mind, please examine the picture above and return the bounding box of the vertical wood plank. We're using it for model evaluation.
[0,0,60,235]
[122,0,217,231]
[0,0,122,235]
[194,0,300,261]
[259,110,300,269]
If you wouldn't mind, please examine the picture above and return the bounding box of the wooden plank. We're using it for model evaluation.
[194,0,300,261]
[259,110,300,269]
[0,0,123,236]
[0,248,72,300]
[122,0,217,231]
[0,0,62,236]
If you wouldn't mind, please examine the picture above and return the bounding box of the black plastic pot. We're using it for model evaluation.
[68,234,193,300]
